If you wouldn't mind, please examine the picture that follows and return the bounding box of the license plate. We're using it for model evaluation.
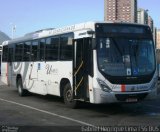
[126,98,138,102]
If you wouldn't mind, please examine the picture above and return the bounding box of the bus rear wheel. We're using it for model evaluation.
[63,83,78,109]
[17,78,28,97]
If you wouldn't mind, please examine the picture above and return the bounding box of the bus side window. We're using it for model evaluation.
[15,43,23,61]
[8,48,14,63]
[31,41,38,61]
[2,45,8,62]
[60,34,73,60]
[39,39,45,61]
[23,42,31,61]
[45,37,59,61]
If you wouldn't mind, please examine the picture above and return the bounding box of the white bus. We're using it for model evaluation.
[1,22,158,108]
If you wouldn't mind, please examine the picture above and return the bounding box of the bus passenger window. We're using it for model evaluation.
[2,45,8,62]
[31,41,38,61]
[23,42,31,61]
[15,43,23,61]
[39,39,45,61]
[60,34,73,60]
[45,37,59,61]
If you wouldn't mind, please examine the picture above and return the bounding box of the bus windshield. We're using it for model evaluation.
[97,38,155,77]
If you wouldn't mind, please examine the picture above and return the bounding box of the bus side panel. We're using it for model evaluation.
[1,62,8,85]
[9,62,38,93]
[5,61,73,97]
[11,62,30,88]
[22,61,73,96]
[22,62,47,95]
[56,61,73,95]
[41,61,73,96]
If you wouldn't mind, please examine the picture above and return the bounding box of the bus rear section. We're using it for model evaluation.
[1,42,9,85]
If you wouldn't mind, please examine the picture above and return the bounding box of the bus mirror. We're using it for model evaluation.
[87,31,95,35]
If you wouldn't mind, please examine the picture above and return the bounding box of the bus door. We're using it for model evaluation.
[73,38,92,100]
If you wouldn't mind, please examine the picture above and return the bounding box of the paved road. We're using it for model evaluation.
[0,83,160,132]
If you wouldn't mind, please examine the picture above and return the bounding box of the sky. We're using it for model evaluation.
[0,0,159,38]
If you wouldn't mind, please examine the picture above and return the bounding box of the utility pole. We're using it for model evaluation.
[10,23,16,39]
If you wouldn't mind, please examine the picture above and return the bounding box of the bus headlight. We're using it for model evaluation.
[150,79,158,90]
[97,78,112,92]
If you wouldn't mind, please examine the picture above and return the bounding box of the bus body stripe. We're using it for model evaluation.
[121,85,126,92]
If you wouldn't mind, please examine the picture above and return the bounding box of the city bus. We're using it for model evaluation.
[1,21,158,108]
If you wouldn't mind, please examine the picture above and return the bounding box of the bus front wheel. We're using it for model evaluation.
[17,78,27,97]
[63,83,78,109]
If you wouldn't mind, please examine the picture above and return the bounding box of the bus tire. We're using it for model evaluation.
[17,78,27,97]
[63,83,78,109]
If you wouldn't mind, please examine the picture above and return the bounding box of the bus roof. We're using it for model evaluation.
[2,21,149,45]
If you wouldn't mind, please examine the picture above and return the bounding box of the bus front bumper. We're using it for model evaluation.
[92,88,157,104]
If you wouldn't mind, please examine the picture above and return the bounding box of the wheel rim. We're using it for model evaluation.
[66,89,73,102]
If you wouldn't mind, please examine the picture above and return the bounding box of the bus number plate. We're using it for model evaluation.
[126,98,138,102]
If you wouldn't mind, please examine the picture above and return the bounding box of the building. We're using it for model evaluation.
[137,8,156,46]
[153,27,157,48]
[104,0,137,23]
[137,9,154,33]
[137,8,148,25]
[157,29,160,49]
[148,16,154,33]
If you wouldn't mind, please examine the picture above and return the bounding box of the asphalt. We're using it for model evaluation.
[0,81,160,132]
